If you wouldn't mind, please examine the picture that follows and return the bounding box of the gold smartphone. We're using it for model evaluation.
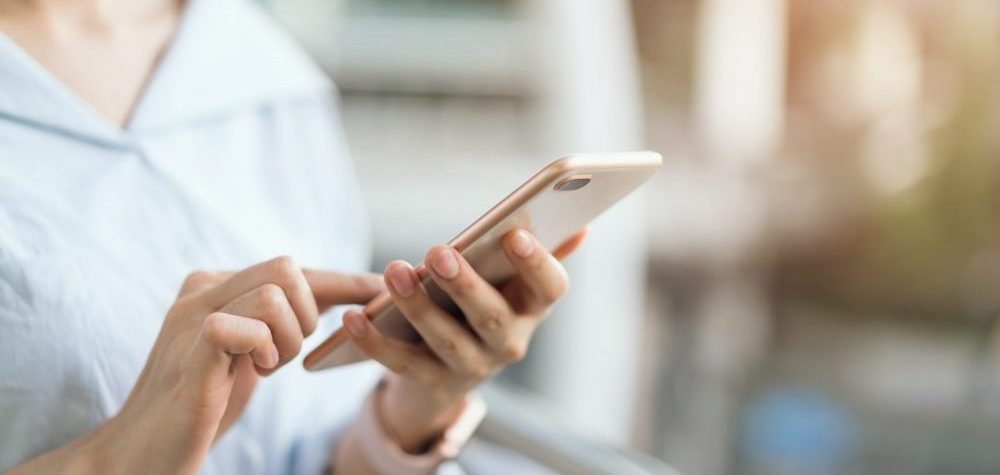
[304,151,663,371]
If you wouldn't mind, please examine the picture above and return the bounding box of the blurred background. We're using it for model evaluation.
[264,0,1000,473]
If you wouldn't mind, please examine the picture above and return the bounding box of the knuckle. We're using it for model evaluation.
[481,310,505,331]
[269,256,301,284]
[431,335,460,358]
[500,341,527,363]
[202,313,230,343]
[438,337,459,355]
[169,296,196,316]
[245,319,270,342]
[451,275,476,296]
[469,364,493,381]
[184,270,216,288]
[256,283,286,311]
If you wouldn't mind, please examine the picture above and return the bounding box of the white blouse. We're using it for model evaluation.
[0,0,384,472]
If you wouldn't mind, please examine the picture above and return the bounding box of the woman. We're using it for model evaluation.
[0,0,579,473]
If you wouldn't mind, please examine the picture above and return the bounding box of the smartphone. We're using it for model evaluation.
[303,151,662,371]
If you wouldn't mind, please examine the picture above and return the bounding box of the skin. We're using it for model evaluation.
[336,228,586,471]
[1,0,588,472]
[9,232,584,474]
[0,0,182,127]
[8,257,386,474]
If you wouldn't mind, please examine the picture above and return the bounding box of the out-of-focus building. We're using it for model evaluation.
[271,0,651,452]
[269,0,1000,473]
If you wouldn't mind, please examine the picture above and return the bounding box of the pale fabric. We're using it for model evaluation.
[0,0,387,472]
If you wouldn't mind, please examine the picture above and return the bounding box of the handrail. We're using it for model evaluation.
[462,385,681,475]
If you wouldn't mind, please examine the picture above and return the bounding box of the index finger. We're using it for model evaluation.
[177,271,233,298]
[303,270,385,313]
[205,256,320,336]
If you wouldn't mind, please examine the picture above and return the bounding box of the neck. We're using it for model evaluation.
[0,0,180,27]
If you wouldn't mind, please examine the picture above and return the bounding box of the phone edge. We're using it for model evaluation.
[303,151,662,371]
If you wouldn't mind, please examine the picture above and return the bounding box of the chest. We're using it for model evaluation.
[0,10,179,127]
[0,104,364,262]
[0,104,369,423]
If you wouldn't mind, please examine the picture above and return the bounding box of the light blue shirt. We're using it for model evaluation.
[0,0,381,473]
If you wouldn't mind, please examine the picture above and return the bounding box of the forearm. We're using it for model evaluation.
[8,403,203,475]
[7,419,114,475]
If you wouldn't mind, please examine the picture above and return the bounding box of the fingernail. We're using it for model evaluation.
[387,263,415,297]
[268,345,280,368]
[431,248,460,280]
[510,230,534,258]
[345,312,368,339]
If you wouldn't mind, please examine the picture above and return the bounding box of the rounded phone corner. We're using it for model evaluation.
[551,151,664,174]
[303,339,371,371]
[546,155,580,176]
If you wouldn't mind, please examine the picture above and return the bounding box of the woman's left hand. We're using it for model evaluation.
[342,228,585,452]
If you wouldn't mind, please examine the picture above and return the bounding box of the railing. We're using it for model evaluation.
[455,385,680,475]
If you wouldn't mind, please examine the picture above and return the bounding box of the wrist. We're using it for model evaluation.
[85,413,140,475]
[6,421,112,475]
[388,373,468,408]
[339,379,486,474]
[53,415,123,475]
[93,398,203,475]
[380,374,468,453]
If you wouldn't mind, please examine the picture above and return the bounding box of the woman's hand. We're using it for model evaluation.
[9,257,382,475]
[341,229,585,453]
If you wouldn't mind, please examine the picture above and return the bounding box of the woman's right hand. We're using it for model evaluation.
[9,256,383,475]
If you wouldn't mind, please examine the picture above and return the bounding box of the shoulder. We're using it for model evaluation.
[130,0,337,131]
[198,0,331,93]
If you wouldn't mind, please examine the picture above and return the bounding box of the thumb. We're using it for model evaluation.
[303,270,385,313]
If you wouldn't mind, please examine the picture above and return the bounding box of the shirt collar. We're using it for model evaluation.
[0,33,123,146]
[0,0,332,146]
